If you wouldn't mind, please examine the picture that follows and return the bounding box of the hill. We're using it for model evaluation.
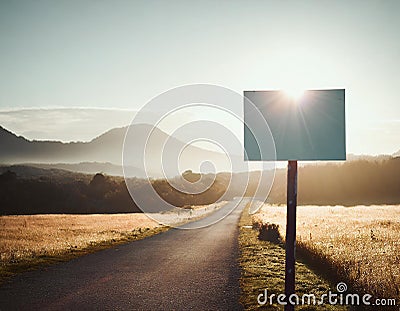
[23,162,142,178]
[0,125,232,177]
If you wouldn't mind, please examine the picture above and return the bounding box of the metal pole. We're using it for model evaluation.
[285,160,297,311]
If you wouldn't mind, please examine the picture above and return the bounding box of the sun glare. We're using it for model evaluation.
[283,87,305,101]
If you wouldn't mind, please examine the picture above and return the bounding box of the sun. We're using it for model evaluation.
[283,87,305,101]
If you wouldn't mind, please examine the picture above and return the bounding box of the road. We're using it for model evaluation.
[0,199,247,310]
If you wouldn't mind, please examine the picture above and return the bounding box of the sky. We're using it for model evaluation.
[0,0,399,155]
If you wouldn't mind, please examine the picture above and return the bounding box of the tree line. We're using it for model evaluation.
[0,170,227,215]
[267,157,400,205]
[1,157,399,215]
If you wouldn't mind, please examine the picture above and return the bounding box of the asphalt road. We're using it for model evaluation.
[0,199,247,310]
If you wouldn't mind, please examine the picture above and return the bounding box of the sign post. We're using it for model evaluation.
[244,89,346,310]
[285,160,297,310]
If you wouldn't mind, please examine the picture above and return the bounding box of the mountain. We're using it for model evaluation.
[0,164,92,182]
[0,125,136,164]
[0,125,234,177]
[393,149,400,158]
[22,162,137,177]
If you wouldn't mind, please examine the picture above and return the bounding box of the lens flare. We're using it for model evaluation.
[283,87,305,101]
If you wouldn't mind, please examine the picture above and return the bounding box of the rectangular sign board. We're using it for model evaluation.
[244,89,346,161]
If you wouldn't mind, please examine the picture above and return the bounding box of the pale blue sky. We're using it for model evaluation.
[0,1,399,154]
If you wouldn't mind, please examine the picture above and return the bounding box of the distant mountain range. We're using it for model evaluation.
[0,124,234,177]
[1,124,398,178]
[14,162,129,178]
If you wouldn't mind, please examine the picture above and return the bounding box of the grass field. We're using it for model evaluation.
[253,204,400,305]
[239,203,347,310]
[0,203,225,282]
[0,213,165,281]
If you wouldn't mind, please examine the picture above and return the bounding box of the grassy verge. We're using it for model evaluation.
[0,214,168,284]
[239,203,347,310]
[253,205,400,304]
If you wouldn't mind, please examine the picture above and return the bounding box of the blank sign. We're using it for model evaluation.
[244,89,346,161]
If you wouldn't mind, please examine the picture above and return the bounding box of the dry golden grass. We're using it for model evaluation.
[254,204,400,300]
[0,213,163,280]
[0,203,226,282]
